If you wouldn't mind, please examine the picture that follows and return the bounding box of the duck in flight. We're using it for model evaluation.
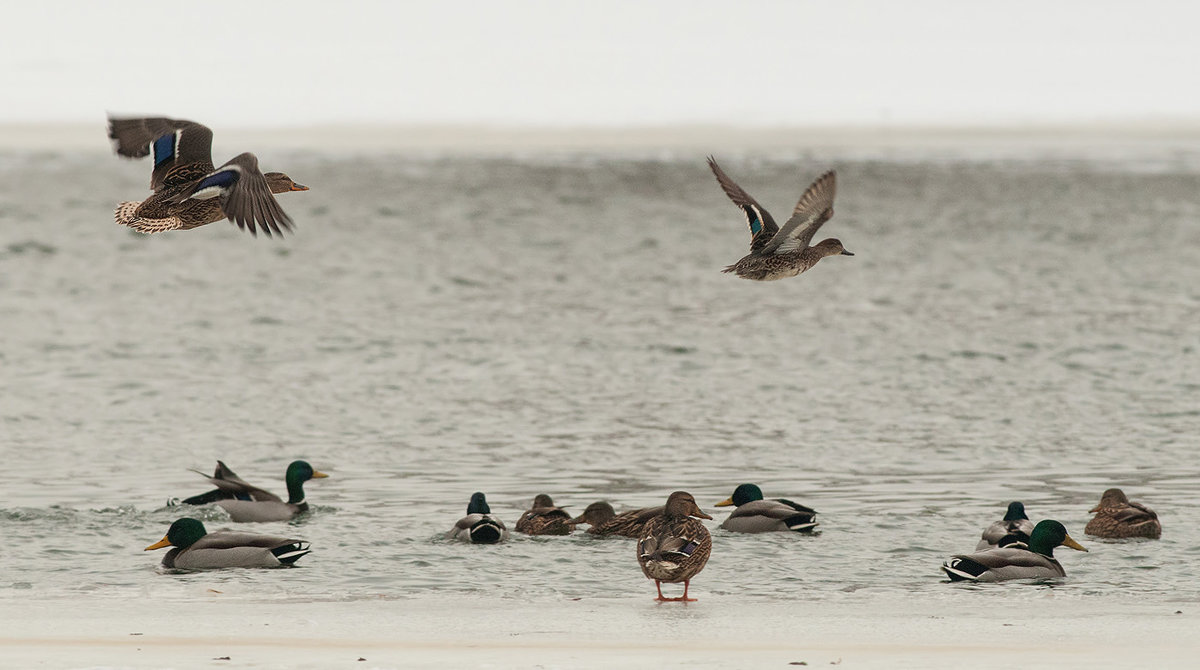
[708,156,850,280]
[107,115,307,237]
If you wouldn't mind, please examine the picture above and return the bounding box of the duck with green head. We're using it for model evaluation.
[715,483,818,533]
[638,491,712,602]
[108,115,308,236]
[145,518,310,569]
[448,492,509,544]
[181,460,329,523]
[708,157,850,281]
[569,501,663,538]
[514,494,574,536]
[976,501,1036,550]
[943,520,1087,582]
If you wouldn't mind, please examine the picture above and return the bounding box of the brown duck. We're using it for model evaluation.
[708,156,850,281]
[570,501,663,538]
[637,491,712,602]
[1084,488,1161,539]
[514,494,574,535]
[107,116,308,236]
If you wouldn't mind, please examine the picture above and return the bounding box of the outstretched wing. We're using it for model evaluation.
[174,152,294,237]
[759,170,837,256]
[107,116,216,191]
[707,156,778,253]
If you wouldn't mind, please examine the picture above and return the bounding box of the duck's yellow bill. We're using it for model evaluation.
[715,497,735,507]
[312,470,329,479]
[144,536,172,551]
[1062,534,1088,552]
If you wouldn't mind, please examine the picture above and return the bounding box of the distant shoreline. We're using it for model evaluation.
[6,122,1200,156]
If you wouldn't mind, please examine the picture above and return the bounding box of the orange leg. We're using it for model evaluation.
[654,580,668,601]
[681,579,696,602]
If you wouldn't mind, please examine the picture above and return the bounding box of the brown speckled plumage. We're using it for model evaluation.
[1084,488,1161,539]
[708,157,851,281]
[637,491,712,601]
[570,501,663,538]
[514,494,574,535]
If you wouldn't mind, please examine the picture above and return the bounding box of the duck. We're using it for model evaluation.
[144,518,310,569]
[976,501,1036,550]
[637,491,713,602]
[180,460,329,523]
[942,520,1087,582]
[714,483,818,533]
[447,492,509,544]
[514,494,574,535]
[107,115,308,236]
[1084,488,1162,539]
[569,501,663,538]
[707,156,850,281]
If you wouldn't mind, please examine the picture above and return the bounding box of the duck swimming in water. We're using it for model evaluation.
[107,115,307,236]
[569,501,663,538]
[145,518,310,570]
[942,520,1087,582]
[708,156,850,281]
[1084,488,1161,539]
[447,492,509,544]
[179,460,328,523]
[976,501,1036,550]
[714,483,818,533]
[514,494,574,535]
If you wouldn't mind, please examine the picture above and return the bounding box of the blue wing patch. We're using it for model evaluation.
[742,205,763,235]
[152,133,176,167]
[195,170,239,191]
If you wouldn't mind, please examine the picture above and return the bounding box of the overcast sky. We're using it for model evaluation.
[2,0,1198,127]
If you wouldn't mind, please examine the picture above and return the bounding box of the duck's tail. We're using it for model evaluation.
[114,201,183,234]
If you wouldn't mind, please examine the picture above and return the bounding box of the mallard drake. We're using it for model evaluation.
[181,460,328,523]
[1084,488,1162,539]
[714,483,818,533]
[569,501,663,538]
[447,492,509,544]
[107,115,308,236]
[976,501,1036,550]
[145,518,310,569]
[514,494,574,535]
[708,157,850,281]
[637,491,713,602]
[942,520,1087,582]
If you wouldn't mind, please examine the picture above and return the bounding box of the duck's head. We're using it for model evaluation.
[145,518,207,551]
[716,483,764,507]
[1090,488,1129,512]
[664,491,712,520]
[265,172,309,194]
[467,492,491,515]
[570,501,615,526]
[1003,501,1029,521]
[1028,520,1087,556]
[815,238,853,257]
[531,494,556,509]
[286,460,329,485]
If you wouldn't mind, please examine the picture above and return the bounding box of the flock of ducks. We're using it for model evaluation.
[144,459,1162,600]
[111,115,1163,598]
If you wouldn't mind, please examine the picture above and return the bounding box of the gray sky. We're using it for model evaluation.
[2,0,1198,127]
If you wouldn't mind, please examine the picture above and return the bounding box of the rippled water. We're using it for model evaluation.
[2,148,1199,615]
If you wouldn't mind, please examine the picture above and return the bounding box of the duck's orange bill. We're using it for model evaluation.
[290,183,310,192]
[715,497,735,507]
[145,536,172,551]
[312,470,329,479]
[1062,535,1088,552]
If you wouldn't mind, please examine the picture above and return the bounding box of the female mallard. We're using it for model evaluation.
[637,491,713,602]
[447,492,509,544]
[714,483,818,533]
[514,494,574,535]
[708,156,850,281]
[181,460,328,523]
[976,501,1036,550]
[569,501,663,538]
[107,115,308,236]
[942,520,1087,582]
[1084,488,1161,539]
[145,518,310,569]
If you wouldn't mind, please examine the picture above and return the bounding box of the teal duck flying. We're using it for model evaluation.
[708,157,849,281]
[145,518,310,569]
[108,115,307,236]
